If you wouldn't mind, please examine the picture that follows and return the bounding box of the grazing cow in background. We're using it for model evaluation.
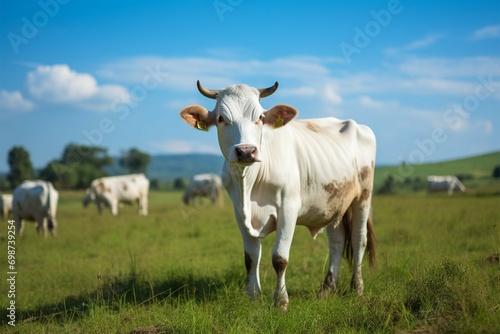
[0,194,13,218]
[12,180,59,237]
[427,175,466,195]
[83,174,149,216]
[180,81,376,309]
[183,173,223,207]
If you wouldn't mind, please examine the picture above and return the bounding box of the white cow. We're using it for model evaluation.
[183,173,223,207]
[427,175,466,195]
[12,180,59,237]
[83,174,149,216]
[180,81,376,309]
[0,194,13,218]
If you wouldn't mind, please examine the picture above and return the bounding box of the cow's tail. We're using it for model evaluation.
[342,207,376,269]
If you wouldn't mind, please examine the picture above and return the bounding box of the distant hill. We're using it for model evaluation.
[374,151,500,193]
[107,154,225,181]
[106,151,499,185]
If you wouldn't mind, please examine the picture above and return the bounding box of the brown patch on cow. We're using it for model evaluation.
[357,165,374,203]
[323,179,356,204]
[272,254,288,277]
[322,178,357,225]
[360,188,371,202]
[305,121,320,132]
[96,181,105,193]
[123,183,128,191]
[358,166,372,182]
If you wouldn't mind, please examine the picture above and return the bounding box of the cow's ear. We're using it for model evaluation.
[180,105,214,131]
[263,104,298,129]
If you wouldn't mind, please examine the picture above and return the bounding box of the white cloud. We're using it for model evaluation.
[474,120,493,134]
[26,64,130,111]
[385,34,444,55]
[0,90,33,112]
[98,55,343,106]
[150,139,220,155]
[472,25,500,40]
[406,34,444,50]
[322,82,343,105]
[358,95,399,109]
[395,56,500,78]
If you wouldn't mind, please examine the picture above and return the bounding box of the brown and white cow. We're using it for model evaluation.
[12,180,59,237]
[180,81,376,309]
[83,174,149,216]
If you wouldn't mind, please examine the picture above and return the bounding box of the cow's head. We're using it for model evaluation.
[82,188,94,208]
[180,81,297,166]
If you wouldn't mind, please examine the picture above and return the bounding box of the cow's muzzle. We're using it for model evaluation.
[234,144,259,164]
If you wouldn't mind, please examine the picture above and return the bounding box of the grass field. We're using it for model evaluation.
[1,188,499,333]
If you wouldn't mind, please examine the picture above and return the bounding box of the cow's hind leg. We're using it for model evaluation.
[350,202,371,295]
[319,220,345,297]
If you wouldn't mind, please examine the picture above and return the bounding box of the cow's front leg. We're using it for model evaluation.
[319,220,345,297]
[110,199,119,216]
[272,206,298,310]
[241,232,262,299]
[139,196,148,216]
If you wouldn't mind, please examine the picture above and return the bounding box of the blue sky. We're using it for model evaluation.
[0,0,499,172]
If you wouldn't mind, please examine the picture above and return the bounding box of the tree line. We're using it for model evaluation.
[1,144,151,191]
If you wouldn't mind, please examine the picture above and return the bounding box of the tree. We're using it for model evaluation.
[493,165,500,179]
[377,174,395,194]
[119,148,151,174]
[7,146,35,189]
[40,144,113,189]
[173,177,186,190]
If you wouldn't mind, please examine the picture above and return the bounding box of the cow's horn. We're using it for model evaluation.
[197,80,218,99]
[258,82,279,98]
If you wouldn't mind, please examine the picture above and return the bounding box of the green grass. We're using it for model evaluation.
[1,190,499,333]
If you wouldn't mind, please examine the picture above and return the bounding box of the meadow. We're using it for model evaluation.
[1,189,499,333]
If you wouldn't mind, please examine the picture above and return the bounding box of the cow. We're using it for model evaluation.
[12,180,59,237]
[183,173,223,207]
[180,81,376,309]
[0,194,13,218]
[83,174,149,216]
[427,175,466,195]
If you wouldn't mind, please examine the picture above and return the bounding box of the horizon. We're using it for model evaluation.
[1,1,499,172]
[1,149,498,175]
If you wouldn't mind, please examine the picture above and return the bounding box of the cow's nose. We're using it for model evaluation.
[235,144,258,164]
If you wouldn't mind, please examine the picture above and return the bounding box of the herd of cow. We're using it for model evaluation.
[0,172,224,237]
[0,82,467,309]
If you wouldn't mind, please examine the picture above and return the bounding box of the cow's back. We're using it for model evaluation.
[13,181,49,219]
[93,174,148,202]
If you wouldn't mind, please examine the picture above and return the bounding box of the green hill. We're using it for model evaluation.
[374,151,500,194]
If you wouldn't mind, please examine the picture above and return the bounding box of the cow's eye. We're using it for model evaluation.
[217,115,225,124]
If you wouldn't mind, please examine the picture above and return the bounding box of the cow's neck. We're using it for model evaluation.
[229,163,262,238]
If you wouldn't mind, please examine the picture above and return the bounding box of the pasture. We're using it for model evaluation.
[1,190,499,333]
